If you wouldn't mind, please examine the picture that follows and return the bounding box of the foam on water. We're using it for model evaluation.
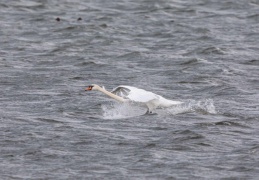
[101,99,217,119]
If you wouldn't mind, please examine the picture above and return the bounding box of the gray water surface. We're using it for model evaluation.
[0,0,259,179]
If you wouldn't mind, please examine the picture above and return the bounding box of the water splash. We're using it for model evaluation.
[101,102,147,119]
[101,99,217,119]
[165,99,217,115]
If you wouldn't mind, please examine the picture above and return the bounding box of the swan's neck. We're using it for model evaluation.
[97,87,126,103]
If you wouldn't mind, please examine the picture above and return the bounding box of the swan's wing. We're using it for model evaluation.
[128,90,159,103]
[111,86,131,98]
[111,86,159,103]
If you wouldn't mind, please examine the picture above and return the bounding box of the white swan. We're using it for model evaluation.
[85,84,182,113]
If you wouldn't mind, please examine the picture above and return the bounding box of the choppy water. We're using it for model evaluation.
[0,0,259,179]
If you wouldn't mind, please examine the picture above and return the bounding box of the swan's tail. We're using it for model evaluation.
[169,100,183,105]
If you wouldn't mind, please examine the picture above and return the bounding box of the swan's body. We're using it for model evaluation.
[86,84,182,113]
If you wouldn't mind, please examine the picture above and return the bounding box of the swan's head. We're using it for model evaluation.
[85,84,100,91]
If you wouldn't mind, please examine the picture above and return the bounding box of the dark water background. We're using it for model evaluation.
[0,0,259,179]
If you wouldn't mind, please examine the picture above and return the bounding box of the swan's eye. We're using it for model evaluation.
[86,85,93,91]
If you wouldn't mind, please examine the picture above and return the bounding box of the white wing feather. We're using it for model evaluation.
[111,86,159,103]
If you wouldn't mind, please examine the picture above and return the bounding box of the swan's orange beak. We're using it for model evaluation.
[85,86,93,91]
